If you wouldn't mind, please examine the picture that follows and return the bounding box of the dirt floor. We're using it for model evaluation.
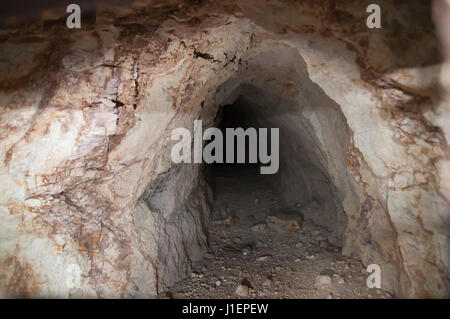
[168,165,392,299]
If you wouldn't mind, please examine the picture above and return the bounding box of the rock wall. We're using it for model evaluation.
[0,0,449,298]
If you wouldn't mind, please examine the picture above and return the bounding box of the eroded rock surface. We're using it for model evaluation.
[0,0,449,298]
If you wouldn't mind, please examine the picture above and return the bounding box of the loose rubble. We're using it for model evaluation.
[168,167,392,299]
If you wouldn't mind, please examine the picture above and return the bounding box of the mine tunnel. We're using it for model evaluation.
[205,91,346,243]
[0,0,449,300]
[167,84,354,298]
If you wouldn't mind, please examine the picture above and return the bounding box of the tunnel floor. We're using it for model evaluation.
[168,164,391,299]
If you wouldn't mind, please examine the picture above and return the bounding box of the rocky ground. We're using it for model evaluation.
[167,165,392,299]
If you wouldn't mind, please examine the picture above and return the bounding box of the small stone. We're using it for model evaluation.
[335,276,345,285]
[251,223,266,232]
[224,216,236,227]
[191,272,199,278]
[235,284,249,297]
[215,280,221,286]
[256,255,270,262]
[266,214,303,232]
[241,246,253,256]
[327,293,333,299]
[262,278,272,287]
[213,216,236,227]
[295,242,303,248]
[314,275,332,289]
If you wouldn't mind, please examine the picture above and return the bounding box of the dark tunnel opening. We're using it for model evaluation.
[169,94,367,298]
[202,88,349,246]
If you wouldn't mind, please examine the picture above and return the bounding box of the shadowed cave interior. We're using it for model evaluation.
[166,90,370,298]
[206,95,345,236]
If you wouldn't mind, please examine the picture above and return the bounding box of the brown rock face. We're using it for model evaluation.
[0,0,449,298]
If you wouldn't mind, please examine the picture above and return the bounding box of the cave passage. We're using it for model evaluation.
[205,100,283,221]
[203,86,348,241]
[204,93,341,238]
[168,95,388,298]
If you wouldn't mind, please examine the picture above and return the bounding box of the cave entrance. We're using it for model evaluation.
[203,84,348,245]
[169,88,377,298]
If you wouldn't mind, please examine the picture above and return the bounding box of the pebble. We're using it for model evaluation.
[314,275,332,289]
[205,252,214,259]
[262,278,272,287]
[235,284,249,297]
[241,246,253,256]
[251,223,266,232]
[256,255,270,262]
[266,215,302,233]
[215,280,221,286]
